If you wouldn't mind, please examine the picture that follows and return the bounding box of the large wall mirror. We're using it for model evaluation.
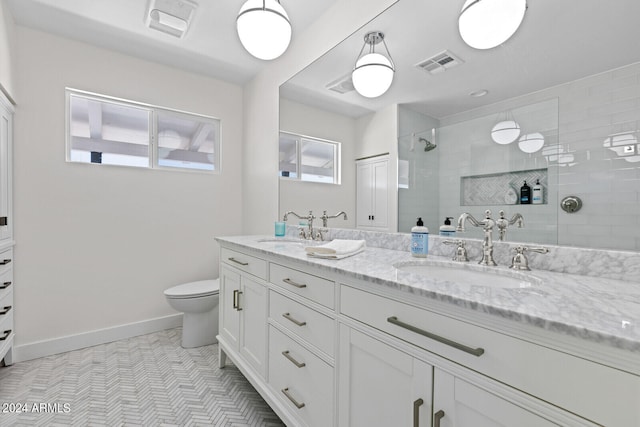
[279,0,640,252]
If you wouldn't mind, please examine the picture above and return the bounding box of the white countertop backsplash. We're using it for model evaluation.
[218,228,640,356]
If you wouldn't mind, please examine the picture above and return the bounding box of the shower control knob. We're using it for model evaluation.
[560,196,582,213]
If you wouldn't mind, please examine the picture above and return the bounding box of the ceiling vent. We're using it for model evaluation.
[415,50,464,75]
[145,0,198,38]
[326,73,356,94]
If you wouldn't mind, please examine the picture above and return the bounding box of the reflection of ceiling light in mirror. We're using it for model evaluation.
[491,120,520,144]
[469,89,488,97]
[458,0,528,50]
[603,132,638,159]
[542,144,576,167]
[237,0,291,60]
[518,132,544,153]
[352,31,395,98]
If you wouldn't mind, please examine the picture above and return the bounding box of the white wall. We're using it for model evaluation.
[279,98,356,229]
[0,0,16,99]
[242,0,399,235]
[13,27,243,349]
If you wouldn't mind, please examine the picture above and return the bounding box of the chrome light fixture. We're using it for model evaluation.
[458,0,527,49]
[352,31,395,98]
[236,0,291,60]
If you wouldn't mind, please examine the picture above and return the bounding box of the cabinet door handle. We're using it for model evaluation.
[282,312,306,327]
[434,409,445,427]
[0,259,11,265]
[413,398,424,427]
[387,316,484,357]
[0,281,11,289]
[0,306,11,315]
[282,350,306,368]
[228,257,249,266]
[232,290,243,311]
[0,330,10,341]
[281,388,305,409]
[283,278,307,289]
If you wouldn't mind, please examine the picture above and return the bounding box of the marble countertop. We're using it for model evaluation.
[216,235,640,355]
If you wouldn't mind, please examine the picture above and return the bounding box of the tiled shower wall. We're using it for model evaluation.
[400,62,640,251]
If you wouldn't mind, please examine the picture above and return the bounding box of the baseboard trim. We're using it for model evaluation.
[13,314,183,363]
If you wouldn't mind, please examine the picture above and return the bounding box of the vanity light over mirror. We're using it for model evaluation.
[279,0,640,252]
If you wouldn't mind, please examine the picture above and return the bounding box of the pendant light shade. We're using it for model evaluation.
[518,132,545,153]
[237,0,291,60]
[352,31,395,98]
[459,0,527,50]
[491,120,520,144]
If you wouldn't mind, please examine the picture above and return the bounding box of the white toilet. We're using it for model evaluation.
[164,279,220,348]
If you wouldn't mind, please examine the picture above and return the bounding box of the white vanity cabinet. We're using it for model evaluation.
[0,92,14,367]
[218,248,268,377]
[216,240,639,427]
[338,325,433,427]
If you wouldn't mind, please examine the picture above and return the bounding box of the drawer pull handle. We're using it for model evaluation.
[281,388,305,409]
[0,306,11,315]
[413,398,424,427]
[434,409,445,427]
[0,330,10,341]
[0,281,11,289]
[282,350,306,368]
[282,312,306,327]
[228,257,249,266]
[387,316,484,357]
[0,259,11,265]
[283,278,307,289]
[232,290,243,311]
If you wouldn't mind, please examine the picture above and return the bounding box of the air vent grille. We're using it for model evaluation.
[326,73,355,94]
[415,50,464,75]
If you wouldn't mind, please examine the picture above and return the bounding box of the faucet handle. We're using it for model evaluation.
[442,239,469,262]
[510,246,549,271]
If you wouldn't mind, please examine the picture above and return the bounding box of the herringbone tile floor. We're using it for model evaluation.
[0,328,285,426]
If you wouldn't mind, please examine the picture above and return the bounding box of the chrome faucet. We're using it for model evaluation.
[457,210,497,266]
[496,210,524,241]
[282,210,318,240]
[320,210,348,227]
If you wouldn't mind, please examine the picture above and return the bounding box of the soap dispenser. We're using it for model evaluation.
[532,179,543,204]
[520,181,531,204]
[411,217,429,257]
[439,217,456,236]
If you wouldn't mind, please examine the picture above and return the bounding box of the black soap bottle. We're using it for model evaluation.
[520,181,531,204]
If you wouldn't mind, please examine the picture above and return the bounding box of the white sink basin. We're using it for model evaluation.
[394,260,541,289]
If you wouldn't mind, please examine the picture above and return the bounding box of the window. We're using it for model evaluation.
[67,89,221,172]
[279,132,340,184]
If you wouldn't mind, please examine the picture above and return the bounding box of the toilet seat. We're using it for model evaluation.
[164,279,220,299]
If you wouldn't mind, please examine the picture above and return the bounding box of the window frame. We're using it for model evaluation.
[279,131,341,185]
[65,88,222,173]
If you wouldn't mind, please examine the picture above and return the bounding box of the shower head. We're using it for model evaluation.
[419,137,437,152]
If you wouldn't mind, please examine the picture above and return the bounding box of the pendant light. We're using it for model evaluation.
[458,0,527,50]
[352,31,395,98]
[518,132,545,153]
[490,111,520,145]
[236,0,291,60]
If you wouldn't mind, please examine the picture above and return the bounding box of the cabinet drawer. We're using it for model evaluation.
[341,284,640,427]
[270,263,335,309]
[0,288,13,333]
[220,247,268,281]
[0,249,12,277]
[270,290,334,356]
[0,268,12,302]
[268,326,333,427]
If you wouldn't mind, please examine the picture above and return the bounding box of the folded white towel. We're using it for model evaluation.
[305,239,366,258]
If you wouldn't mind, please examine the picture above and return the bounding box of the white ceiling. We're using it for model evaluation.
[280,0,640,119]
[6,0,339,84]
